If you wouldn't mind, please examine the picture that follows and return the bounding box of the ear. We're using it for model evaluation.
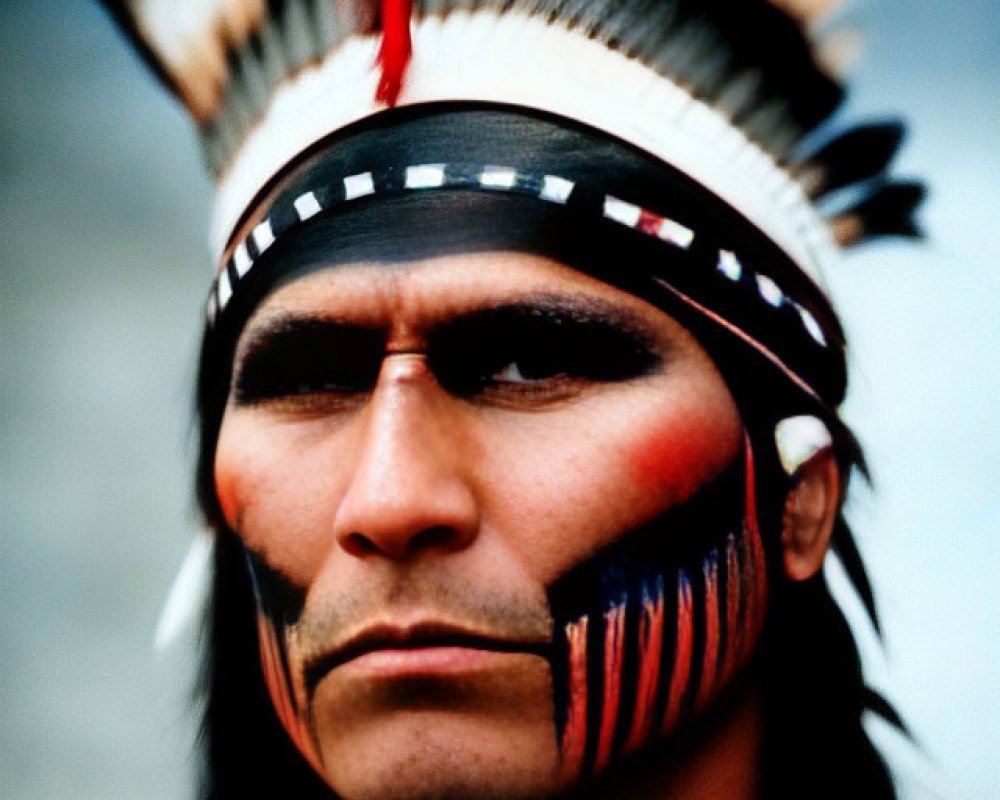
[781,449,841,581]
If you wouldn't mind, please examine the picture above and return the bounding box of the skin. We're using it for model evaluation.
[214,251,838,800]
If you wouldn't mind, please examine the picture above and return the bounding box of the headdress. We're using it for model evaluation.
[103,0,920,428]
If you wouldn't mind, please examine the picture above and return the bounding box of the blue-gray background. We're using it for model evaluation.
[1,1,996,797]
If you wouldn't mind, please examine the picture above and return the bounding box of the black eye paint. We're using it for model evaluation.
[231,317,385,405]
[427,297,664,400]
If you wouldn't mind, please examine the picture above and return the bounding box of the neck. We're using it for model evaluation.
[567,676,764,800]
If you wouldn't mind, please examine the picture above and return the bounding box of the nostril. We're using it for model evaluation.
[408,526,457,552]
[341,531,380,557]
[339,525,462,558]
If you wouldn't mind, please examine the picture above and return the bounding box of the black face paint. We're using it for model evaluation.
[549,433,768,780]
[244,551,325,772]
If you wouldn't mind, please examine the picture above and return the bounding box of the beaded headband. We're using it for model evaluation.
[209,158,829,402]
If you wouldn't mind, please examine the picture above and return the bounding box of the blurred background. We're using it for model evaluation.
[1,1,996,798]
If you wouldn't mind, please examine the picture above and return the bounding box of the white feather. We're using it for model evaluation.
[154,530,214,652]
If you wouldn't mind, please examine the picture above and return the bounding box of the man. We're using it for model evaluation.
[104,1,921,797]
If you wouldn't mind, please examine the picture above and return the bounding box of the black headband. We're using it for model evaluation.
[206,103,847,409]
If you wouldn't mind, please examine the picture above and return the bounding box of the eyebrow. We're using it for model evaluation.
[238,293,657,354]
[230,293,662,399]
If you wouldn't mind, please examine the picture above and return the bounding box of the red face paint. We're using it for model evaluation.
[214,468,241,530]
[661,572,695,735]
[559,617,589,781]
[593,603,627,773]
[623,579,665,754]
[720,533,744,685]
[629,412,738,507]
[256,610,325,774]
[695,551,721,713]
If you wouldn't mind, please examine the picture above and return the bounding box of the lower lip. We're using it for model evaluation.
[339,646,527,679]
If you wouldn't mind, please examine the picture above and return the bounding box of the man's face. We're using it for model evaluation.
[214,251,743,799]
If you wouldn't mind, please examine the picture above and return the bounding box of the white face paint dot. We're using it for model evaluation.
[717,249,743,281]
[343,172,375,200]
[756,273,785,307]
[405,164,447,189]
[603,195,642,227]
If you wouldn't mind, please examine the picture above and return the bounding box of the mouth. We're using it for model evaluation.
[304,621,551,694]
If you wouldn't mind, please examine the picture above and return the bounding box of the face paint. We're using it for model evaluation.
[241,432,769,785]
[549,433,768,781]
[244,552,325,774]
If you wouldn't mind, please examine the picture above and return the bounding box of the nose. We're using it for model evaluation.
[331,354,480,560]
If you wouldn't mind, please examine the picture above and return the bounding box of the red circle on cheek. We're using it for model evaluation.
[629,410,740,504]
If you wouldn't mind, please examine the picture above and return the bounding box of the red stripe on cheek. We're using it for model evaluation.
[257,611,295,738]
[256,612,325,773]
[721,533,743,684]
[623,586,665,755]
[695,554,721,712]
[593,604,626,773]
[559,618,589,781]
[662,574,694,734]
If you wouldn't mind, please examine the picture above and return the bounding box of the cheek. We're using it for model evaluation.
[478,388,740,586]
[214,463,241,529]
[629,394,742,503]
[213,413,346,585]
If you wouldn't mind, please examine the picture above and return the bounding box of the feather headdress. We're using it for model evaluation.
[102,0,920,264]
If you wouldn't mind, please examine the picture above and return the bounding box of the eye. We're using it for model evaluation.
[493,361,537,384]
[428,304,663,405]
[231,321,384,410]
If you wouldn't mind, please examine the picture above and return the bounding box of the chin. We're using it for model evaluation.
[317,711,563,800]
[310,656,564,800]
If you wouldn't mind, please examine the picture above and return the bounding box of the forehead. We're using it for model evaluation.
[240,251,705,353]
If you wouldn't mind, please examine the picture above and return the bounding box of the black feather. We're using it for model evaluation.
[841,180,927,241]
[807,122,907,198]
